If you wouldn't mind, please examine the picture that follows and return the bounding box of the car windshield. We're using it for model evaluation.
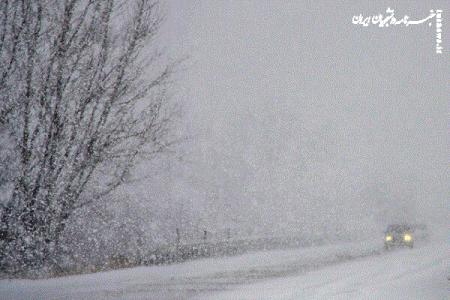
[386,224,411,233]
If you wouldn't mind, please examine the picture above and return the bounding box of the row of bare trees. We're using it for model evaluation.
[0,0,176,275]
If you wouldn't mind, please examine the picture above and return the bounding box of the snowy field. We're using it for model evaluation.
[0,239,448,300]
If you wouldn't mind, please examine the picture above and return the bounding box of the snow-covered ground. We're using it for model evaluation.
[199,241,449,300]
[0,239,448,299]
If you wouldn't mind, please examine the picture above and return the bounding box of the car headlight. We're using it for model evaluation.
[385,235,393,241]
[403,234,412,242]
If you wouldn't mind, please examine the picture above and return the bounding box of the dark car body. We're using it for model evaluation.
[384,224,414,249]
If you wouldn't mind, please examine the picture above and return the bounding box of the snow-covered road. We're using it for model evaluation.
[1,239,448,299]
[200,241,449,300]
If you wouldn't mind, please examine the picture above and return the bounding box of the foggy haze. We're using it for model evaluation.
[141,0,449,242]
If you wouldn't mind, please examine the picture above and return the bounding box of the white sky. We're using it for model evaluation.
[144,1,449,238]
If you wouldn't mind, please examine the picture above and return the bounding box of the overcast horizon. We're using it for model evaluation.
[132,1,450,240]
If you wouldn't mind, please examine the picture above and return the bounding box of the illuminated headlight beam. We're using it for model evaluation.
[403,234,412,242]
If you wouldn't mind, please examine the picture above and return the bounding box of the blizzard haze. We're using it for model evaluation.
[145,1,449,242]
[0,1,449,299]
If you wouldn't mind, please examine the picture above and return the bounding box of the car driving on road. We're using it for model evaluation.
[384,224,414,249]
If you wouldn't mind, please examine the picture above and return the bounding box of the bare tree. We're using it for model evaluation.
[0,0,176,274]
